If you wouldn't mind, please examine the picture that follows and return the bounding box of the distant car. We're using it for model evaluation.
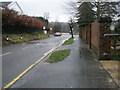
[54,32,62,36]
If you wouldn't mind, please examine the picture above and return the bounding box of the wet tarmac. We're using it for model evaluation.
[10,35,118,88]
[2,34,70,87]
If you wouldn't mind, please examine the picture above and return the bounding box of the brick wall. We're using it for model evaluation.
[79,21,111,60]
[79,26,91,44]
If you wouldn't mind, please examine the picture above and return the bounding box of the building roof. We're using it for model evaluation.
[0,2,12,8]
[0,1,23,13]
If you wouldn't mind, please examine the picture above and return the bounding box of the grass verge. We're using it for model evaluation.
[63,37,74,45]
[73,32,79,35]
[46,49,71,63]
[2,33,49,46]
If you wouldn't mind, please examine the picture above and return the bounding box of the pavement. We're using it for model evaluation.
[10,35,118,88]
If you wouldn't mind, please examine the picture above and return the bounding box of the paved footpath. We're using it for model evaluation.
[11,35,118,88]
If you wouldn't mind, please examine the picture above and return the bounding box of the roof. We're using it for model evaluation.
[0,2,12,8]
[0,1,23,13]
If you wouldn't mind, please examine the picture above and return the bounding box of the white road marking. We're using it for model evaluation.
[43,38,70,56]
[22,47,28,50]
[22,43,26,45]
[42,62,49,65]
[0,52,12,57]
[36,43,39,45]
[43,48,54,56]
[3,37,71,89]
[74,39,76,41]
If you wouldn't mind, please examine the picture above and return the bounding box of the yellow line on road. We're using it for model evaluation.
[3,40,66,89]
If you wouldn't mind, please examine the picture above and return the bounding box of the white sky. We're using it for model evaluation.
[2,0,77,22]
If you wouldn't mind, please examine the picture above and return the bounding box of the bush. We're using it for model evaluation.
[2,8,45,33]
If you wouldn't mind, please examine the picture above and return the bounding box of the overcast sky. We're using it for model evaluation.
[3,0,77,22]
[2,0,118,22]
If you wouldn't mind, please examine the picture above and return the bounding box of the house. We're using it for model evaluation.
[0,1,23,14]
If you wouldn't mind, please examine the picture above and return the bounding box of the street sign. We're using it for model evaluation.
[43,26,46,30]
[44,30,47,34]
[50,27,52,31]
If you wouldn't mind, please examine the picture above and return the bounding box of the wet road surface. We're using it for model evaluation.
[2,34,70,87]
[10,35,118,88]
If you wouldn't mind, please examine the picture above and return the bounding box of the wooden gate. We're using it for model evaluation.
[104,34,120,60]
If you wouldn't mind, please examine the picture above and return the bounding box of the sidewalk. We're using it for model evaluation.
[11,35,118,88]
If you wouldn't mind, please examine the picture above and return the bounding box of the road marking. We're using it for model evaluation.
[22,47,28,50]
[43,47,56,56]
[43,38,69,56]
[36,43,39,45]
[3,38,70,89]
[22,43,26,45]
[74,39,76,41]
[0,52,12,57]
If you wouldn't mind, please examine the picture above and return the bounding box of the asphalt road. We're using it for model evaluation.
[2,34,70,87]
[10,35,118,88]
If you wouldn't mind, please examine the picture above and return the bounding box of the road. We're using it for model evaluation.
[2,34,70,87]
[10,35,117,88]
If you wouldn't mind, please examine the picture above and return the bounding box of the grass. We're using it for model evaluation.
[2,33,49,46]
[63,37,74,45]
[73,32,79,35]
[46,49,71,63]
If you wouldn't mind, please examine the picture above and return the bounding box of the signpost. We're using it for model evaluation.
[43,26,47,34]
[50,27,53,36]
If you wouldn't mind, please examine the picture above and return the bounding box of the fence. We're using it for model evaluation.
[80,21,120,60]
[104,34,120,59]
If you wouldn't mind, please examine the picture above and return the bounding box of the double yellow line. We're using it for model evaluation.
[3,39,67,89]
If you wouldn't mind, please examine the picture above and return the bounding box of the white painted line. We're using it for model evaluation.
[0,52,12,57]
[3,38,70,89]
[36,43,39,45]
[43,48,54,56]
[22,43,26,45]
[74,39,76,41]
[22,47,28,50]
[43,39,66,56]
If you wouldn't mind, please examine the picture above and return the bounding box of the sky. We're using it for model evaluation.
[2,0,77,22]
[2,0,119,22]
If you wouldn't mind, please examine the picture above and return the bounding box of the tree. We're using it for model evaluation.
[77,2,95,28]
[33,16,49,26]
[68,18,75,38]
[53,21,61,33]
[92,2,119,21]
[115,19,120,33]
